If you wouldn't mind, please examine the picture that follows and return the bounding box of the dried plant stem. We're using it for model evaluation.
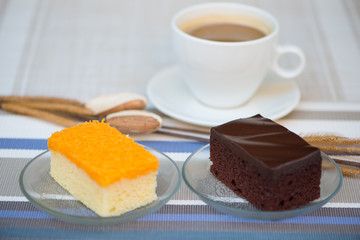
[312,145,360,155]
[16,102,95,117]
[303,135,360,145]
[0,95,84,106]
[338,165,360,177]
[1,102,78,127]
[303,135,347,142]
[302,134,360,155]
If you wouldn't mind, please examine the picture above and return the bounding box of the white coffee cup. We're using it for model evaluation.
[172,2,305,108]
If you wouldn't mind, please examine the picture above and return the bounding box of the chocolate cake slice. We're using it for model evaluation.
[210,114,321,211]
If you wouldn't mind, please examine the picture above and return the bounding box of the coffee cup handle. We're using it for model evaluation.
[272,45,306,79]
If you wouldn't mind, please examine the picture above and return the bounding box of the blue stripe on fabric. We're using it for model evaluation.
[0,210,52,219]
[0,138,206,153]
[139,213,360,225]
[0,228,359,240]
[0,138,48,150]
[2,210,360,225]
[139,140,206,153]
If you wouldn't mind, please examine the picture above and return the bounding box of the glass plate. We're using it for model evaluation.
[182,144,343,221]
[19,145,181,225]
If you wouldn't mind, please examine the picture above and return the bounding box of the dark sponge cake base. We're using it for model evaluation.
[210,137,321,211]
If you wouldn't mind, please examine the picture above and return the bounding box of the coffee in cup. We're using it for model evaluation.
[172,3,305,108]
[181,15,268,42]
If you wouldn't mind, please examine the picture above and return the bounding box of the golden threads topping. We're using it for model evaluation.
[48,121,159,186]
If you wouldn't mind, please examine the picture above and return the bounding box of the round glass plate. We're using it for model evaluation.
[182,144,343,221]
[19,145,181,225]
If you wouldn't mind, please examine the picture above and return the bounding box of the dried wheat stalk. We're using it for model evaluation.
[303,134,360,155]
[1,102,78,127]
[0,95,84,106]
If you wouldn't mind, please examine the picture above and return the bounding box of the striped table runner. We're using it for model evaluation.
[1,102,360,239]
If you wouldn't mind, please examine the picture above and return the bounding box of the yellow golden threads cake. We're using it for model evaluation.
[47,121,159,217]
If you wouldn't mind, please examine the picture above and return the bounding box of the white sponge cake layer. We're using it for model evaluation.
[49,150,158,217]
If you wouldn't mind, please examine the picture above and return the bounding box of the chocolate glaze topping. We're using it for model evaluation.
[211,114,320,177]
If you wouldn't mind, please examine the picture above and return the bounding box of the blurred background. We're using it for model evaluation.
[1,0,359,103]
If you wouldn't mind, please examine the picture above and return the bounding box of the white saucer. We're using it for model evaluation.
[147,65,300,127]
